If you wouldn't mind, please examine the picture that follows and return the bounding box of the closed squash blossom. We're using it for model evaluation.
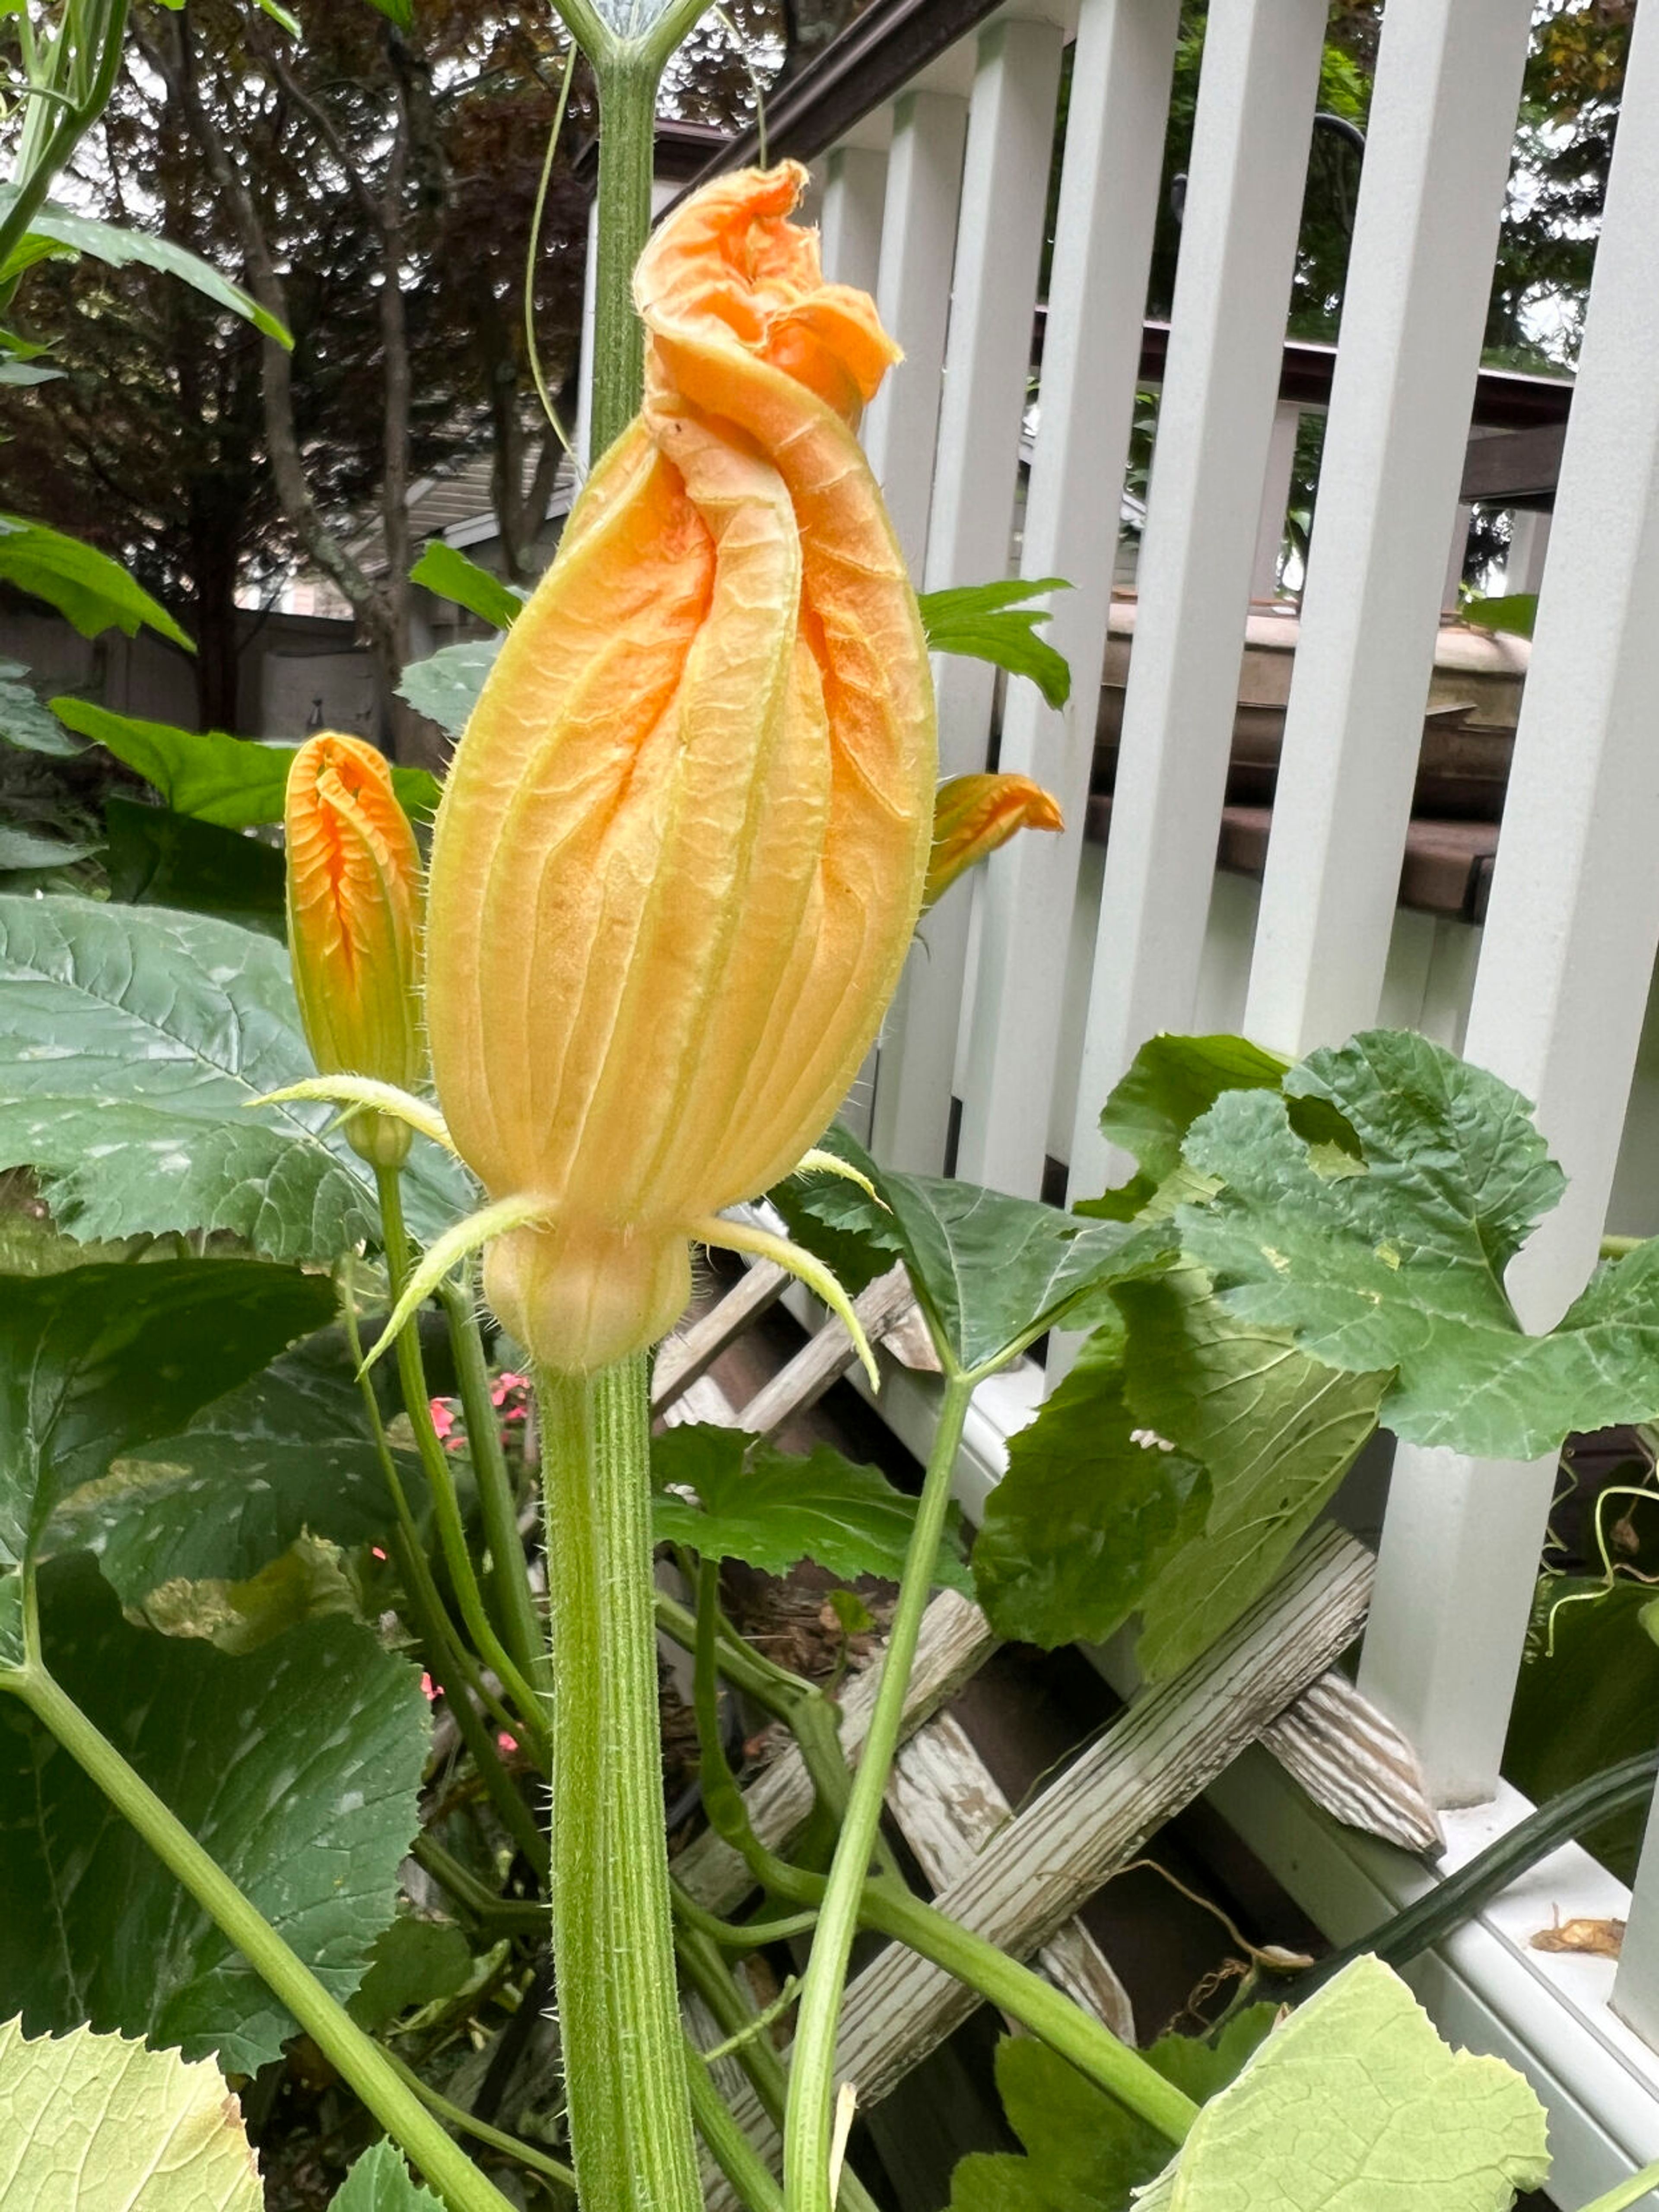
[423,164,937,1374]
[285,731,424,1167]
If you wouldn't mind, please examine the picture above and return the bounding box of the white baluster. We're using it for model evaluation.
[818,143,887,293]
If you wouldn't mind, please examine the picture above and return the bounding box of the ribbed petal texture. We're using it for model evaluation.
[424,163,936,1373]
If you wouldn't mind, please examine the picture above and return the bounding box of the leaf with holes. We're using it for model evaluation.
[0,1259,332,1670]
[1076,1032,1289,1222]
[948,2009,1276,2212]
[1178,1028,1659,1458]
[1133,1957,1548,2211]
[1116,1268,1388,1679]
[972,1320,1208,1648]
[50,1330,405,1613]
[51,703,439,828]
[652,1425,973,1593]
[0,1556,427,2076]
[0,2015,262,2210]
[0,897,469,1260]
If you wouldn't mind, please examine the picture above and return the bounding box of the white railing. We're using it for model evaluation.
[640,0,1659,2196]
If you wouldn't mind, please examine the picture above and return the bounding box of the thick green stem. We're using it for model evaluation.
[782,1373,975,2209]
[539,1357,700,2212]
[439,1273,544,1695]
[588,51,659,460]
[375,1167,547,1749]
[5,1658,515,2212]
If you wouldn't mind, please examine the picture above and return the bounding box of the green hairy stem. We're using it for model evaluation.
[4,1646,515,2212]
[539,1356,701,2212]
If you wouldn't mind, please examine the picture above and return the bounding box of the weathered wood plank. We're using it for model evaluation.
[738,1263,919,1440]
[716,1527,1372,2168]
[674,1588,998,1916]
[653,1259,791,1413]
[1261,1666,1443,1853]
[889,1710,1137,2044]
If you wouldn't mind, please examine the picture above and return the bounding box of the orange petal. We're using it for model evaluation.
[284,732,424,1160]
[424,168,935,1372]
[923,773,1064,911]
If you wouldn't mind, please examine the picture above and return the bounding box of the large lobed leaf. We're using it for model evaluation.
[0,896,469,1261]
[0,660,79,758]
[0,2015,262,2210]
[1179,1028,1659,1458]
[652,1424,973,1593]
[102,798,286,939]
[50,702,439,828]
[333,2143,444,2211]
[949,2010,1276,2212]
[0,1259,332,1669]
[972,1319,1208,1651]
[1077,1033,1288,1223]
[51,1330,405,1614]
[781,1125,1142,1376]
[0,1557,428,2077]
[1133,1956,1548,2210]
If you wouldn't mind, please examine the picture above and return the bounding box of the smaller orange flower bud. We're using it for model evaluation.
[284,732,424,1168]
[923,773,1064,911]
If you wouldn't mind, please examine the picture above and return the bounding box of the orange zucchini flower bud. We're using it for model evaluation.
[923,773,1064,911]
[423,164,937,1374]
[284,731,424,1168]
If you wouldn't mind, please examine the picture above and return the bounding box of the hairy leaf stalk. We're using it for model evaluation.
[539,1356,701,2212]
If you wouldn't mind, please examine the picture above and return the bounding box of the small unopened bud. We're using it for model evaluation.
[924,773,1064,912]
[284,732,424,1168]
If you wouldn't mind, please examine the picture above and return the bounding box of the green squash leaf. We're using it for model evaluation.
[1461,592,1536,640]
[0,2014,262,2210]
[772,1135,905,1298]
[0,1259,333,1669]
[0,822,98,871]
[102,797,286,938]
[948,2011,1275,2212]
[0,896,470,1261]
[1133,1956,1549,2211]
[918,578,1072,709]
[1178,1028,1659,1458]
[0,1555,427,2076]
[0,517,191,648]
[1076,1033,1288,1222]
[410,542,524,632]
[0,661,79,756]
[49,701,439,828]
[972,1320,1208,1648]
[652,1424,973,1594]
[346,1917,474,2034]
[333,2142,445,2212]
[396,637,502,739]
[51,1330,405,1611]
[0,191,289,348]
[1116,1269,1388,1680]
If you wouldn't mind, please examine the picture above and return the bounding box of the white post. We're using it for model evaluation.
[946,0,1181,1197]
[1505,507,1552,595]
[818,144,888,294]
[861,91,970,578]
[1043,0,1328,1209]
[1442,498,1474,612]
[1241,0,1535,1058]
[1252,400,1304,603]
[1357,0,1659,1811]
[870,16,1066,1174]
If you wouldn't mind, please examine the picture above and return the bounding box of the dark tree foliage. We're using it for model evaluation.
[0,3,593,737]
